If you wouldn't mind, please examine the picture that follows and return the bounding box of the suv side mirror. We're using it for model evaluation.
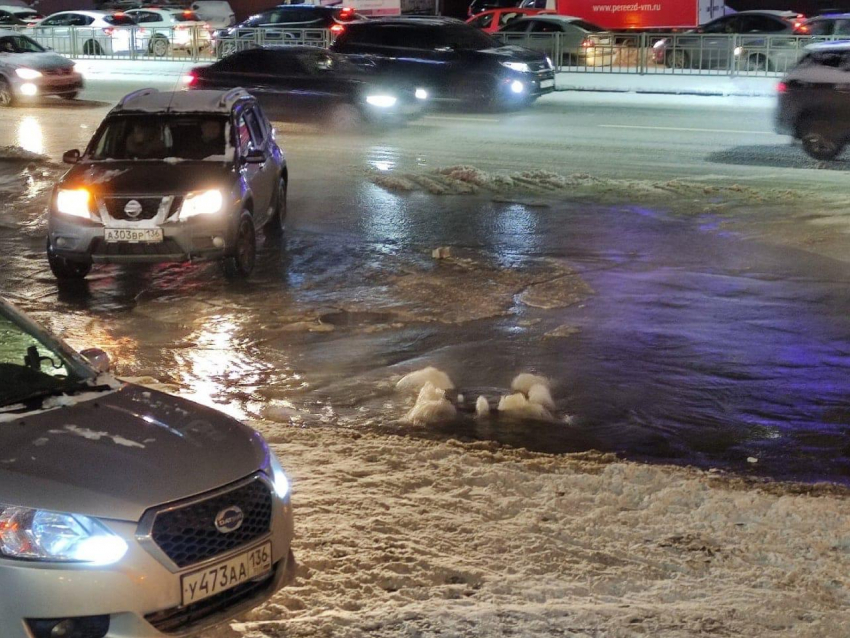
[80,348,111,373]
[244,148,266,164]
[63,149,81,164]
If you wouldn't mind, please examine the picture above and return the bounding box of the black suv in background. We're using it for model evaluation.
[776,42,850,161]
[331,18,554,109]
[213,5,366,56]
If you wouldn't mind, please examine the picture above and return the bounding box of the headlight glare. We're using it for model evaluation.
[366,95,397,108]
[268,454,290,500]
[0,506,127,564]
[15,67,42,80]
[56,188,91,218]
[545,56,553,69]
[501,61,530,73]
[415,88,428,100]
[180,189,223,219]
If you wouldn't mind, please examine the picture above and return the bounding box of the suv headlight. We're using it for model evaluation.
[56,188,92,219]
[15,68,42,80]
[0,505,127,564]
[267,453,290,500]
[366,95,397,108]
[501,61,530,73]
[179,189,223,219]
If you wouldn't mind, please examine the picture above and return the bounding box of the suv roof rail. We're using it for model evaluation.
[116,87,160,109]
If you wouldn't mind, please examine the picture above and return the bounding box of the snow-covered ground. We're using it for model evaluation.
[223,421,850,638]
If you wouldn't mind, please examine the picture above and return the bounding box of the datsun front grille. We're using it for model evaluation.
[149,477,273,568]
[102,196,182,221]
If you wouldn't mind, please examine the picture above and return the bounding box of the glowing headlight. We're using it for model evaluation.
[268,454,290,500]
[366,95,397,108]
[56,188,91,218]
[501,61,530,73]
[733,46,743,57]
[0,505,128,564]
[15,67,42,80]
[510,80,524,94]
[415,88,428,100]
[179,189,223,219]
[20,83,37,96]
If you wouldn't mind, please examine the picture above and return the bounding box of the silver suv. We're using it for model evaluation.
[47,88,288,279]
[0,296,295,638]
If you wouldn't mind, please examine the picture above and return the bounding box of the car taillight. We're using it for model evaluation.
[340,6,354,17]
[793,23,809,34]
[581,38,594,48]
[330,23,345,34]
[183,72,196,85]
[777,81,787,93]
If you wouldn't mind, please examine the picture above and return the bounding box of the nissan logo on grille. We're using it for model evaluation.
[215,506,244,534]
[124,199,143,218]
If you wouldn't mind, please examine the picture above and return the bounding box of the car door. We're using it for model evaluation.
[237,105,276,225]
[35,13,72,53]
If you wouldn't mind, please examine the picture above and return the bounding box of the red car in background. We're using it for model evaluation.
[466,7,551,33]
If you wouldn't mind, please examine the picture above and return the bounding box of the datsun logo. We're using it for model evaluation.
[214,506,244,534]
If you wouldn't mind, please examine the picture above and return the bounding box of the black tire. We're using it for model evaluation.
[83,40,103,56]
[0,78,13,107]
[149,36,170,57]
[666,50,689,69]
[218,40,236,58]
[222,213,256,279]
[47,239,91,280]
[265,176,287,234]
[745,54,768,72]
[800,119,845,161]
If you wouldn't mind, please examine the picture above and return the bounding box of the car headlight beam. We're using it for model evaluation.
[365,95,397,108]
[15,67,42,80]
[0,505,127,564]
[501,61,530,73]
[56,188,91,219]
[179,189,223,219]
[268,454,290,500]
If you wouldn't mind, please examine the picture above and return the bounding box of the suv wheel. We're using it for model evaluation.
[150,36,170,57]
[800,119,845,161]
[47,239,91,280]
[223,212,256,278]
[0,78,13,107]
[666,50,689,69]
[265,177,287,234]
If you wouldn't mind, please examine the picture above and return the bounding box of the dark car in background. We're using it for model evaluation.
[775,41,850,160]
[213,5,366,57]
[331,17,554,109]
[654,10,808,72]
[188,47,427,126]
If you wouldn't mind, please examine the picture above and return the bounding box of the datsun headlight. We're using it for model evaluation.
[268,454,290,500]
[366,95,397,108]
[0,505,128,564]
[56,188,91,218]
[15,67,42,80]
[501,61,530,73]
[179,189,223,219]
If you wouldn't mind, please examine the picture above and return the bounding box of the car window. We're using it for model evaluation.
[63,13,91,27]
[236,114,251,156]
[0,35,46,53]
[499,12,524,26]
[215,48,265,71]
[529,20,562,33]
[805,19,832,36]
[836,20,850,36]
[89,115,229,161]
[739,15,787,33]
[0,11,11,24]
[702,16,737,34]
[244,108,265,146]
[469,13,493,29]
[40,14,66,26]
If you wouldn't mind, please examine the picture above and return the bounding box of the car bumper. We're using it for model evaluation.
[48,209,238,265]
[0,494,294,638]
[11,73,84,98]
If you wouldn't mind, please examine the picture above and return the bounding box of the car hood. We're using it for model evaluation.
[63,160,235,195]
[0,385,269,521]
[477,45,549,63]
[0,51,75,71]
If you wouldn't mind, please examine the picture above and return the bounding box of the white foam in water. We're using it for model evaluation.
[475,396,490,418]
[403,382,457,425]
[528,384,555,411]
[396,367,455,394]
[497,393,551,420]
[511,373,550,395]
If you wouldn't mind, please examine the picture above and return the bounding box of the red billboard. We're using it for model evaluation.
[557,0,701,29]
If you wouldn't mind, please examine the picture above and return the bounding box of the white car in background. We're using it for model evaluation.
[125,8,212,57]
[33,10,145,56]
[190,0,235,30]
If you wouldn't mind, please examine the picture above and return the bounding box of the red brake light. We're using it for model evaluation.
[114,11,124,16]
[183,72,196,85]
[340,7,353,16]
[183,10,192,15]
[777,81,787,94]
[330,23,345,33]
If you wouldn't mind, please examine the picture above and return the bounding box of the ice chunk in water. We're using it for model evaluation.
[511,373,550,395]
[528,384,555,411]
[396,367,455,394]
[475,396,490,417]
[404,382,456,425]
[497,393,551,420]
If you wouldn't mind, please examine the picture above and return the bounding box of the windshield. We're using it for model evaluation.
[88,114,230,161]
[0,306,92,408]
[439,25,498,50]
[0,34,46,53]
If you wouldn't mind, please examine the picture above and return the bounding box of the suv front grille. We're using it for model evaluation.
[149,477,273,568]
[102,196,182,221]
[145,568,276,634]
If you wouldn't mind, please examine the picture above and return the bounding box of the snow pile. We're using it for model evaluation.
[497,373,556,420]
[232,424,850,638]
[0,145,49,163]
[403,382,457,425]
[396,366,455,394]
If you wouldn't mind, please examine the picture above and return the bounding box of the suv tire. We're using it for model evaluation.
[47,239,92,280]
[265,177,287,234]
[223,212,256,278]
[800,119,845,161]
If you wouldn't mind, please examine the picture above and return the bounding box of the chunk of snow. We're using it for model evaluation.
[403,382,457,425]
[396,367,455,394]
[497,392,551,420]
[511,373,550,395]
[747,457,759,464]
[475,396,490,417]
[48,424,145,449]
[528,383,555,411]
[431,247,452,259]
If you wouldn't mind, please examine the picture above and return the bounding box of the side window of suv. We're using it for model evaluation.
[40,14,68,26]
[244,108,266,147]
[836,20,850,36]
[235,113,252,156]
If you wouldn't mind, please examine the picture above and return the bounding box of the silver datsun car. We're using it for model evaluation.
[47,88,288,279]
[0,295,295,638]
[0,29,83,106]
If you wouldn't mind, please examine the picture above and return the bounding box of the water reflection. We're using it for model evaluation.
[17,117,44,156]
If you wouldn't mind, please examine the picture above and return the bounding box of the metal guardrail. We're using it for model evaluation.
[14,25,333,61]
[492,32,842,77]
